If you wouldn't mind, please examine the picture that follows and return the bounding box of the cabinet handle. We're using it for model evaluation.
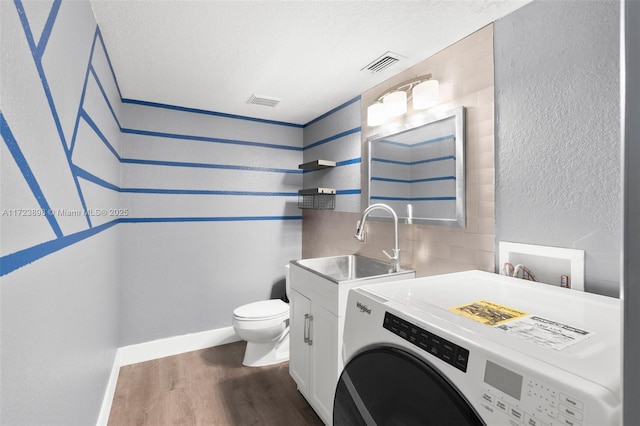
[304,314,310,344]
[308,315,313,346]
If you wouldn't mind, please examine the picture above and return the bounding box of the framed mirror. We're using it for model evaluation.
[366,106,465,227]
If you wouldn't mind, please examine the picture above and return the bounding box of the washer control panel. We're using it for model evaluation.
[383,311,470,372]
[480,361,586,426]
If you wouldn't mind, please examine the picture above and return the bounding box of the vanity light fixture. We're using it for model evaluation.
[383,91,407,117]
[367,74,439,126]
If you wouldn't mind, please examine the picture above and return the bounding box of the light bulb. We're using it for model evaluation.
[412,79,439,110]
[383,91,407,117]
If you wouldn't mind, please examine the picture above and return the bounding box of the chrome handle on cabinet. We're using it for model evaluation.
[307,315,313,346]
[304,313,310,344]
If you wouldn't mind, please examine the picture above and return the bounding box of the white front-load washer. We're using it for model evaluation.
[334,270,621,426]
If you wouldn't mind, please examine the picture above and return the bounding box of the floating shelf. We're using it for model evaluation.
[298,188,336,195]
[298,188,336,210]
[298,160,336,171]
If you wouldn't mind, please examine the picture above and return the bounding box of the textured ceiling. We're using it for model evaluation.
[90,1,530,125]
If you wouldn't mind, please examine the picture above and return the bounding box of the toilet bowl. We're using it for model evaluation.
[232,266,291,367]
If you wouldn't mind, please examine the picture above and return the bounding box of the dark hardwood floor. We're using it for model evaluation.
[108,341,324,425]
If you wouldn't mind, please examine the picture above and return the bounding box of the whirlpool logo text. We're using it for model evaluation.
[356,301,371,314]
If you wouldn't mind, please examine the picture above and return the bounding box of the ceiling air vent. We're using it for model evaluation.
[247,94,281,107]
[361,51,403,73]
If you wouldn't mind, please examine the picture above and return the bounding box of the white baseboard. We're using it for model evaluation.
[118,326,240,366]
[97,326,241,425]
[96,349,122,426]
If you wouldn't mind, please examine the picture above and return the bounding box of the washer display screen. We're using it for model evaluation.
[484,360,523,400]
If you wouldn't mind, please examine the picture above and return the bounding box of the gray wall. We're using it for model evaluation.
[494,0,620,296]
[118,101,302,345]
[1,0,304,423]
[1,1,120,424]
[302,98,361,213]
[624,0,640,422]
[1,0,630,423]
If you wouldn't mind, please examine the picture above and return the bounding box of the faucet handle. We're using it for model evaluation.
[383,249,401,273]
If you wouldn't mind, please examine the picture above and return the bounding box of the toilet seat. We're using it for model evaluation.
[233,299,289,321]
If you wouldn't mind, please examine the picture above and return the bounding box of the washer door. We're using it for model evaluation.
[334,347,484,425]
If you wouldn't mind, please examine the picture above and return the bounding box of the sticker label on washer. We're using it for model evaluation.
[494,316,593,350]
[449,301,528,326]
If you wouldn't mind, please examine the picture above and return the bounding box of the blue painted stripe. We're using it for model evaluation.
[371,155,455,166]
[412,155,456,165]
[95,28,123,100]
[83,84,303,170]
[413,176,455,183]
[413,135,455,148]
[122,99,303,128]
[80,110,121,160]
[336,157,361,167]
[376,139,410,148]
[1,112,63,237]
[336,189,361,195]
[378,134,454,148]
[120,158,301,174]
[73,166,120,191]
[0,215,302,277]
[15,0,92,229]
[371,176,455,184]
[35,0,61,58]
[304,96,361,128]
[0,220,118,276]
[411,196,456,201]
[122,188,299,196]
[13,0,37,56]
[121,127,303,151]
[80,87,298,174]
[74,165,298,196]
[371,196,456,201]
[89,65,121,130]
[14,0,68,151]
[372,158,410,166]
[70,44,96,154]
[304,127,361,150]
[71,30,104,156]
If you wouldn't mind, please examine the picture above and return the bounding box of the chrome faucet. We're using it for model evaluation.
[354,203,401,272]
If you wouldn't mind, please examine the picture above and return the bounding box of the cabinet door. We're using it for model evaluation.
[309,304,339,425]
[289,289,311,396]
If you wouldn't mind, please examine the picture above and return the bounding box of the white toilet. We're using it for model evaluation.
[232,266,290,367]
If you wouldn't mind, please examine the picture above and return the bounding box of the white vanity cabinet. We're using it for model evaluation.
[288,259,415,425]
[289,288,339,424]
